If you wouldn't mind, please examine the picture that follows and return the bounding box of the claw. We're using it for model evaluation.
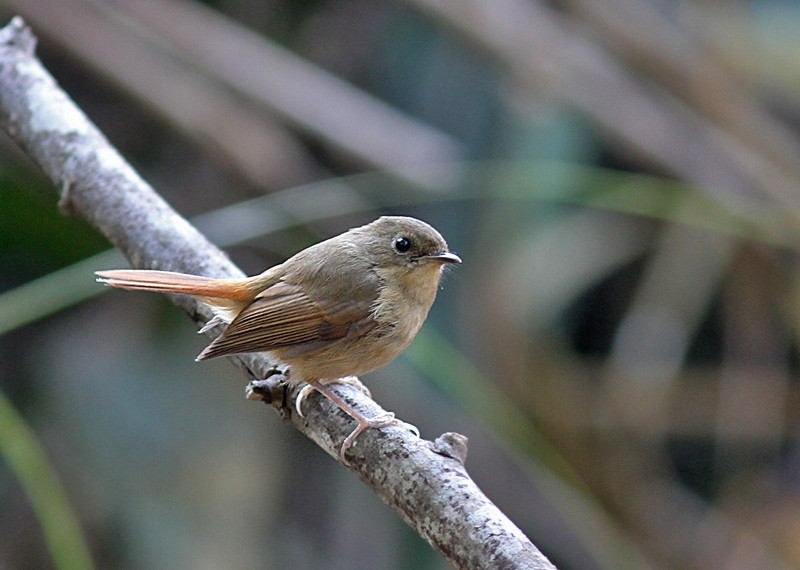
[399,420,420,438]
[295,383,315,418]
[198,315,225,334]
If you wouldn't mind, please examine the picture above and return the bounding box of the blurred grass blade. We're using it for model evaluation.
[0,390,94,569]
[0,249,126,335]
[407,326,574,478]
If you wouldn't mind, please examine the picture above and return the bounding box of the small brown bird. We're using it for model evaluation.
[96,216,460,461]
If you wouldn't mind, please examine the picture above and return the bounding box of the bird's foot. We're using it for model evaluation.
[296,379,418,465]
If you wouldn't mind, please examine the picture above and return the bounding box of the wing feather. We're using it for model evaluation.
[196,281,375,361]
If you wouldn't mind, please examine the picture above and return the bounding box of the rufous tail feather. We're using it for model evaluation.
[95,270,252,302]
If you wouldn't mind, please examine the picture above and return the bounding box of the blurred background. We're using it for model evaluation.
[2,0,800,569]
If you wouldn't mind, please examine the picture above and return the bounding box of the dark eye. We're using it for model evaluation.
[393,236,412,253]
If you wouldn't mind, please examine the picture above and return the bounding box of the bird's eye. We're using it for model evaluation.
[393,236,412,253]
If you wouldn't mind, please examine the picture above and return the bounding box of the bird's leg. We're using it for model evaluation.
[295,375,370,415]
[309,381,399,465]
[296,378,419,464]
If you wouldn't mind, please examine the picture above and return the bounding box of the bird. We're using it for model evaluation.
[96,216,460,462]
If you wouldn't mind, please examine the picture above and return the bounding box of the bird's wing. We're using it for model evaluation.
[195,281,376,360]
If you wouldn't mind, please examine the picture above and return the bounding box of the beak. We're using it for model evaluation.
[424,251,461,264]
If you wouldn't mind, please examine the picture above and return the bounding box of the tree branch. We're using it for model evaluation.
[0,17,556,570]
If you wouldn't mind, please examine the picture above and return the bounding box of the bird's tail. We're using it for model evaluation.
[95,269,256,324]
[96,269,252,300]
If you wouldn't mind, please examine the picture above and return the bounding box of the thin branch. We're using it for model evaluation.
[0,17,556,570]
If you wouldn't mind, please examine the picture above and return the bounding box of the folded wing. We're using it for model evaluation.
[196,281,376,361]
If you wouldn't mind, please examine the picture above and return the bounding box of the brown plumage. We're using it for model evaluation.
[96,216,460,462]
[96,216,459,382]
